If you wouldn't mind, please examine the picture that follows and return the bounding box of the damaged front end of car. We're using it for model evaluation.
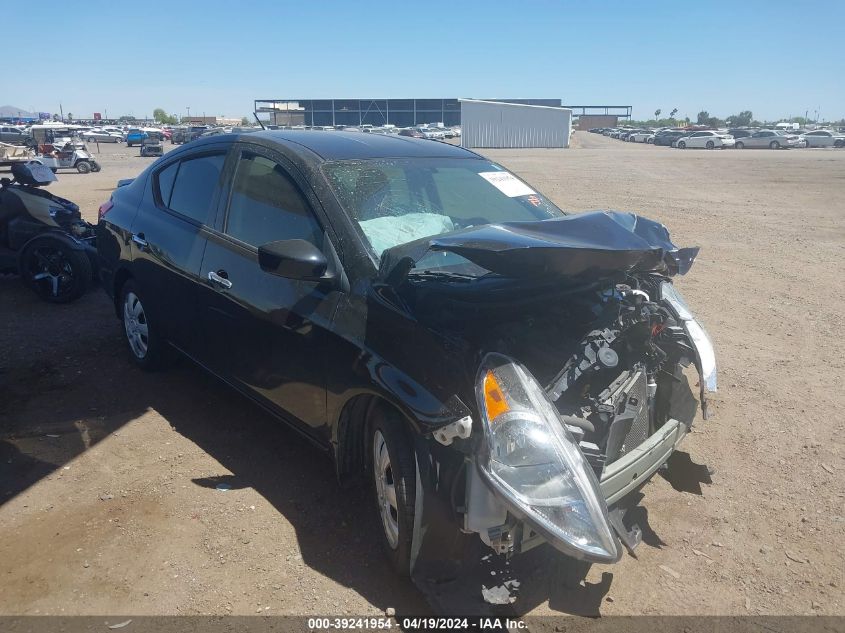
[377,211,717,590]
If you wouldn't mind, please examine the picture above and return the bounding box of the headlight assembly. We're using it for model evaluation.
[475,353,620,563]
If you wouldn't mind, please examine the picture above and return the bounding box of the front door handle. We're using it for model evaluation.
[131,233,148,249]
[207,270,232,289]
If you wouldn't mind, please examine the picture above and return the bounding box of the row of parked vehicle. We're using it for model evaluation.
[266,123,462,140]
[589,126,845,149]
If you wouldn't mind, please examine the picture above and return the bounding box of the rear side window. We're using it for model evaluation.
[167,153,226,224]
[156,162,178,207]
[225,152,322,248]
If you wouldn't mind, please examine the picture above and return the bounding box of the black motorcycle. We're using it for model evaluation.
[0,162,96,303]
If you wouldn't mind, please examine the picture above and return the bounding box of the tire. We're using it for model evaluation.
[706,141,715,149]
[646,137,653,144]
[370,408,416,576]
[119,279,170,370]
[678,141,686,149]
[735,141,744,149]
[20,238,91,303]
[91,162,101,172]
[835,140,844,148]
[770,141,780,149]
[87,137,95,143]
[76,161,91,174]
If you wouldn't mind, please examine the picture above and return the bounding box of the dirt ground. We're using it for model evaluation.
[0,133,843,618]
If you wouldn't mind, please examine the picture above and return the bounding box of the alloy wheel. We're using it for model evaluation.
[28,246,73,298]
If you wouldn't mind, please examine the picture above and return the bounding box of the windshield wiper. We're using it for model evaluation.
[406,270,480,282]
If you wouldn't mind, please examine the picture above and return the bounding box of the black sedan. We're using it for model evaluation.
[96,131,716,591]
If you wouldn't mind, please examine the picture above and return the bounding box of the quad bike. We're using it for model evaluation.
[0,162,96,302]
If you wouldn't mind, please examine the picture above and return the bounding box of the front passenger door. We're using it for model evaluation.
[196,146,341,437]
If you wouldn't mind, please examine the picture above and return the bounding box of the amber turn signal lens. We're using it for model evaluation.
[483,370,510,421]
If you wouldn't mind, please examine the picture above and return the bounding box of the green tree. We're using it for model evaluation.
[241,116,250,126]
[153,108,178,125]
[654,109,661,119]
[726,110,753,127]
[697,111,710,125]
[670,108,678,119]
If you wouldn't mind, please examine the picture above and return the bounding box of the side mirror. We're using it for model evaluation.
[258,239,331,282]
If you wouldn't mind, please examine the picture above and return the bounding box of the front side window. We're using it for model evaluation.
[324,158,564,263]
[167,153,226,224]
[225,152,322,248]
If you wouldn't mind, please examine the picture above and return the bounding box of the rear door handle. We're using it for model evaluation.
[131,233,148,248]
[207,270,232,289]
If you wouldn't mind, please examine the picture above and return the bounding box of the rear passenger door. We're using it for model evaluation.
[196,144,341,436]
[130,146,230,357]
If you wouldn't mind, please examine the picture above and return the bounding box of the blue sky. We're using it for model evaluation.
[4,0,843,121]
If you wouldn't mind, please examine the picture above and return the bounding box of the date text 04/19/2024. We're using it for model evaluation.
[307,617,527,630]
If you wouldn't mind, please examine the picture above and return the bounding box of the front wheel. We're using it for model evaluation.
[20,238,91,303]
[90,161,101,172]
[370,410,416,576]
[678,141,686,149]
[736,141,744,149]
[770,141,781,149]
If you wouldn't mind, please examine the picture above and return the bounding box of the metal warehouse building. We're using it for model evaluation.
[254,98,563,128]
[460,99,572,148]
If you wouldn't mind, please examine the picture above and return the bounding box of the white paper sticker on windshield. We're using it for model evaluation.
[478,171,536,197]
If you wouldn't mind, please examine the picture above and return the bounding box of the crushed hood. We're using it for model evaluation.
[378,211,699,286]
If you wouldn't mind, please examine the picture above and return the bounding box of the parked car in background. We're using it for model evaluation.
[85,130,124,143]
[398,128,424,138]
[652,130,690,147]
[171,126,208,145]
[734,130,803,149]
[629,130,655,143]
[0,126,28,145]
[802,129,845,148]
[96,130,716,586]
[124,129,148,147]
[676,130,735,149]
[727,129,754,139]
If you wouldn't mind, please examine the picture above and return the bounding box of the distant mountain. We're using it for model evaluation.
[0,105,37,118]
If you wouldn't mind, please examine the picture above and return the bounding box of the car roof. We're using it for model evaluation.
[218,130,480,161]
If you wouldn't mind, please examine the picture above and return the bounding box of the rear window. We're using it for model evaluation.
[165,153,226,224]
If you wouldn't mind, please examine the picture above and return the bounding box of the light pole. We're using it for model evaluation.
[186,106,191,122]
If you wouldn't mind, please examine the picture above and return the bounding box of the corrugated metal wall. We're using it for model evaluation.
[460,99,571,149]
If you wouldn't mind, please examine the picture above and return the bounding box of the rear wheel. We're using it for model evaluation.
[120,279,170,370]
[76,161,91,174]
[370,409,416,576]
[736,141,744,149]
[678,141,686,149]
[706,140,715,149]
[20,238,91,303]
[770,141,780,149]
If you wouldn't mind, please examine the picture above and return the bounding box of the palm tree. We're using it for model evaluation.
[654,109,661,119]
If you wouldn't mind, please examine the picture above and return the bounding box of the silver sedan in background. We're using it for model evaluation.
[84,130,124,143]
[734,130,805,149]
[802,129,845,148]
